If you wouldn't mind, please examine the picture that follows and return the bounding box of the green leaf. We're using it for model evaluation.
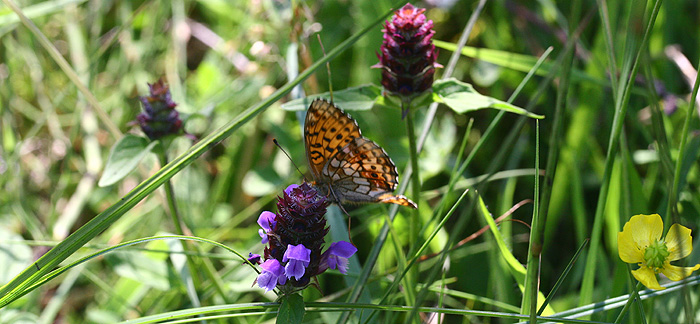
[432,78,544,119]
[280,84,382,111]
[277,294,305,324]
[98,135,157,187]
[433,40,609,88]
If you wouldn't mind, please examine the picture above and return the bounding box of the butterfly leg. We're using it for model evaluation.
[328,184,355,245]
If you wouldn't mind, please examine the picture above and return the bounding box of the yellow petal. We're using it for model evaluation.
[665,224,694,261]
[660,263,700,281]
[631,267,665,290]
[618,231,644,263]
[623,214,663,249]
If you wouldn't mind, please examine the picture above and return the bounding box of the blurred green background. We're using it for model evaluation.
[1,0,699,323]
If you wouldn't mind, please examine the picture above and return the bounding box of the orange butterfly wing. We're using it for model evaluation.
[303,98,417,209]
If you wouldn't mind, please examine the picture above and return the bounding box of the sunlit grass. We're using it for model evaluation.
[1,0,699,323]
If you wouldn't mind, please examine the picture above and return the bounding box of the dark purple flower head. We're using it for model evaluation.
[251,182,357,293]
[374,3,441,107]
[136,79,183,140]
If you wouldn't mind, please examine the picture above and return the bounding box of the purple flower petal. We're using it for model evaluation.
[257,259,284,292]
[322,241,357,274]
[283,244,311,263]
[328,241,357,258]
[257,211,276,231]
[285,184,300,195]
[258,229,269,244]
[247,253,261,264]
[283,244,311,280]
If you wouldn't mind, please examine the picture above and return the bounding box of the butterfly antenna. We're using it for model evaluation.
[317,34,334,103]
[273,138,307,181]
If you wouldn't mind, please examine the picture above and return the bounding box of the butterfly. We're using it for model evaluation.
[304,98,417,209]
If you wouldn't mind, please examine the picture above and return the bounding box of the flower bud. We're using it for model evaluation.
[136,79,183,140]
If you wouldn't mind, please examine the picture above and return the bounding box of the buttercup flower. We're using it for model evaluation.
[618,214,700,290]
[136,79,183,140]
[249,182,357,293]
[374,2,441,111]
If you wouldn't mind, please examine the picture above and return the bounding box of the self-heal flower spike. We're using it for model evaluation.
[373,3,441,106]
[263,182,330,287]
[618,214,700,290]
[252,182,358,293]
[136,79,183,140]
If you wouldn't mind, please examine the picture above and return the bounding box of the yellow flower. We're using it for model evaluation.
[618,214,700,290]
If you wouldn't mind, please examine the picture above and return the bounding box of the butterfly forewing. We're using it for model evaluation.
[303,98,417,209]
[304,99,361,180]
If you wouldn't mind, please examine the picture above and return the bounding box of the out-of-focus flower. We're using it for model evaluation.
[373,3,441,107]
[320,241,358,274]
[136,79,183,140]
[250,182,357,293]
[618,214,700,290]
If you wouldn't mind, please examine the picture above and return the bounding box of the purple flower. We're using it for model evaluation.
[247,253,261,265]
[374,3,441,113]
[320,241,357,274]
[136,79,183,140]
[257,259,287,292]
[283,244,311,280]
[257,211,277,244]
[284,184,299,195]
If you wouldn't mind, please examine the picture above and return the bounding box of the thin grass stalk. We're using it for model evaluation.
[537,239,589,316]
[613,281,643,323]
[526,120,541,323]
[578,0,662,307]
[0,7,390,307]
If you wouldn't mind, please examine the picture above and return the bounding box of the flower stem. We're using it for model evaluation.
[156,143,187,236]
[404,102,421,315]
[614,280,644,323]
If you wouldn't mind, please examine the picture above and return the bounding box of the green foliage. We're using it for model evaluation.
[277,294,305,324]
[1,0,700,323]
[98,135,157,187]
